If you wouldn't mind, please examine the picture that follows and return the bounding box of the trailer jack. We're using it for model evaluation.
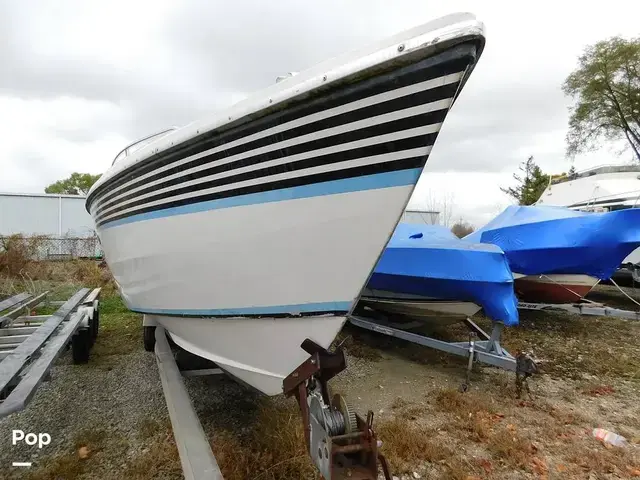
[283,339,391,480]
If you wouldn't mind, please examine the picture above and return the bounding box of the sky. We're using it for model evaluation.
[1,0,639,227]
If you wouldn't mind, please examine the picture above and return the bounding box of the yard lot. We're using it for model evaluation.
[0,263,639,480]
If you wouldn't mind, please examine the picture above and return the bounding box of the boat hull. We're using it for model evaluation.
[513,273,599,303]
[152,314,346,395]
[359,292,481,325]
[87,19,485,396]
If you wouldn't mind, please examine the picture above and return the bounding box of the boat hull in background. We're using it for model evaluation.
[87,14,485,395]
[359,290,481,326]
[513,273,599,303]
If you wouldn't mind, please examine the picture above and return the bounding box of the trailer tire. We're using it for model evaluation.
[90,305,100,347]
[72,329,91,364]
[144,326,156,352]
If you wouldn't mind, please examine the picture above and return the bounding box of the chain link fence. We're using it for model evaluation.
[0,235,103,261]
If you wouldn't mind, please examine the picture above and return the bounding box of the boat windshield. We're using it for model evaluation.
[111,127,178,166]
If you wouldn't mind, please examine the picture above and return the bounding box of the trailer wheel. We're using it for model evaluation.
[90,305,100,347]
[143,326,156,352]
[72,329,91,364]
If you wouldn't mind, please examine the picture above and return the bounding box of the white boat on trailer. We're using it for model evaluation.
[87,13,485,402]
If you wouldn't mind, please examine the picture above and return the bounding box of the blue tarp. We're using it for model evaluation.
[367,223,519,326]
[464,205,640,280]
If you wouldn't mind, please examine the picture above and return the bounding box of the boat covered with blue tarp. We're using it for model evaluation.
[464,205,640,280]
[362,222,519,326]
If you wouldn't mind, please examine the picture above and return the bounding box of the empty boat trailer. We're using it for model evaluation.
[0,288,101,417]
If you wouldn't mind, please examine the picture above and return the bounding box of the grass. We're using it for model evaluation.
[500,309,640,380]
[210,399,318,480]
[87,293,142,369]
[4,264,640,480]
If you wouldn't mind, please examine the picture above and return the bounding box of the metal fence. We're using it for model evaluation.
[0,235,103,261]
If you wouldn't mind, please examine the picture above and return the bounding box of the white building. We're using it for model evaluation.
[401,209,440,225]
[0,192,95,237]
[0,192,100,259]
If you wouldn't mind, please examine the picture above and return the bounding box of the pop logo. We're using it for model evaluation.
[12,430,51,449]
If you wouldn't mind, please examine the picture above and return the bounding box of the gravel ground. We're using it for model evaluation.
[0,349,168,479]
[0,283,638,479]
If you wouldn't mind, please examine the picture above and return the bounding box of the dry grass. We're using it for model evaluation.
[334,332,383,361]
[0,234,47,276]
[0,257,116,299]
[210,399,318,480]
[122,434,183,480]
[25,454,87,480]
[502,309,640,380]
[25,427,113,480]
[376,415,452,473]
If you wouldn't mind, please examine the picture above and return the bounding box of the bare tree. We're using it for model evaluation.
[422,192,456,227]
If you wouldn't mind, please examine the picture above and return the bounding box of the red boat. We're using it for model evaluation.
[513,273,599,303]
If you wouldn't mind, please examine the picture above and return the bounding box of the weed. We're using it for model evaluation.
[122,434,182,479]
[210,399,318,480]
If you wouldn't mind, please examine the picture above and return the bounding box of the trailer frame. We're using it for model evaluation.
[518,301,640,321]
[0,288,101,418]
[348,313,517,372]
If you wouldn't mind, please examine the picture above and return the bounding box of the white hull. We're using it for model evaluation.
[100,186,414,313]
[359,295,481,324]
[623,247,640,265]
[87,14,485,395]
[154,314,346,395]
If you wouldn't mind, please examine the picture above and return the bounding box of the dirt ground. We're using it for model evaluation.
[1,273,639,480]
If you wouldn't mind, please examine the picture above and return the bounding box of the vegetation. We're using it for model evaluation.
[500,155,550,205]
[450,220,474,238]
[45,172,101,195]
[0,235,47,276]
[563,36,640,161]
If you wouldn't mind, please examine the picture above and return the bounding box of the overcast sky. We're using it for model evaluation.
[1,0,639,227]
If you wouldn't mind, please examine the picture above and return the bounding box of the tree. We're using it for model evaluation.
[451,220,474,238]
[45,173,101,195]
[423,192,455,227]
[500,156,550,205]
[563,36,640,161]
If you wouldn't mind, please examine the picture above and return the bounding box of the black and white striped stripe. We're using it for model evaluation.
[90,44,479,227]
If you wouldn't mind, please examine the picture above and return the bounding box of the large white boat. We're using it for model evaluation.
[86,13,485,395]
[537,164,640,281]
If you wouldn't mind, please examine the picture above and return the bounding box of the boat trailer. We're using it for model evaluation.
[518,301,640,321]
[0,288,101,418]
[348,312,517,371]
[152,324,392,480]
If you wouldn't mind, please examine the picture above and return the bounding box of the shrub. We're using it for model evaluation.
[0,234,48,276]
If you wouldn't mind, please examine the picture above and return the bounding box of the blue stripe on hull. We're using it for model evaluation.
[130,301,352,317]
[99,168,422,229]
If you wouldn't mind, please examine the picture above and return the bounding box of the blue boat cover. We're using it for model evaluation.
[368,223,519,325]
[464,205,640,280]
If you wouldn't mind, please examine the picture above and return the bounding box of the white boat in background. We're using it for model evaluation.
[536,164,640,279]
[359,289,482,325]
[86,13,486,395]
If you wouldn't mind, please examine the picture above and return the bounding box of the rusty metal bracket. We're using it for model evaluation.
[515,351,538,399]
[283,339,392,480]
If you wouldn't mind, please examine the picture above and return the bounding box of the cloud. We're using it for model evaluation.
[1,0,639,220]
